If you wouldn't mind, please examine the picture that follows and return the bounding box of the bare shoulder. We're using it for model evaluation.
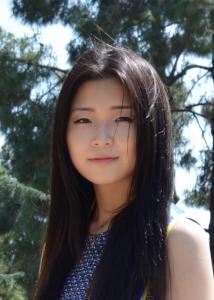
[166,217,214,300]
[168,216,208,246]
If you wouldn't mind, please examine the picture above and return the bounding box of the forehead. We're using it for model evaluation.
[71,78,132,109]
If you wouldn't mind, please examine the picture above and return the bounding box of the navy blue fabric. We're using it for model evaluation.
[59,231,109,300]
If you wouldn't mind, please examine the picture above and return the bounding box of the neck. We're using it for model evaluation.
[89,177,132,234]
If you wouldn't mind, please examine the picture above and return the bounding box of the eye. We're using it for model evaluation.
[73,118,91,124]
[115,117,134,123]
[73,117,134,124]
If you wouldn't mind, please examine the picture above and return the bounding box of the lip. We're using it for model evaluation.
[89,156,118,160]
[89,157,119,162]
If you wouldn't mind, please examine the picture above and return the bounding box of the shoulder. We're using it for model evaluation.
[167,217,211,266]
[167,215,208,245]
[166,217,214,300]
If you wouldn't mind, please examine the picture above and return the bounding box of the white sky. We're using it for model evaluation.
[0,0,212,229]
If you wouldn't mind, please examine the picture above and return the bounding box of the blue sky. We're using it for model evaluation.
[0,0,212,229]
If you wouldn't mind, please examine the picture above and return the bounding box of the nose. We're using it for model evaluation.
[91,123,114,147]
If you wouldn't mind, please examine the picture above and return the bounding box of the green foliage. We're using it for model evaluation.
[0,27,63,192]
[11,1,214,75]
[179,149,197,171]
[170,81,192,145]
[184,148,212,207]
[0,175,21,234]
[12,0,67,25]
[0,165,7,176]
[182,102,214,207]
[0,170,49,296]
[0,270,26,300]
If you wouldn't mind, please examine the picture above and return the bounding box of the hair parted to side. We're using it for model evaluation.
[33,43,174,300]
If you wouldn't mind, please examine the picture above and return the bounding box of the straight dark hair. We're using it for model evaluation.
[33,44,174,300]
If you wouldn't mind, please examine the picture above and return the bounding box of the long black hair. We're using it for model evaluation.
[33,44,174,300]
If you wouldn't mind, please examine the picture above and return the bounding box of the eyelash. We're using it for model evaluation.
[73,117,134,124]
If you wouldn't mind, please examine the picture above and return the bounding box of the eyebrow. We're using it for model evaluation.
[71,105,133,112]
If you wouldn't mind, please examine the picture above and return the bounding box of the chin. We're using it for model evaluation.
[89,179,119,185]
[86,175,122,185]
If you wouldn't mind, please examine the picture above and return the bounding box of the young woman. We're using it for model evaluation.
[33,44,214,300]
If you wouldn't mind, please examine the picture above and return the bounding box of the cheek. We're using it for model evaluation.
[67,127,88,148]
[66,130,84,162]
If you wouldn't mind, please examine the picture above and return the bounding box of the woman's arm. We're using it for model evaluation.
[166,217,214,300]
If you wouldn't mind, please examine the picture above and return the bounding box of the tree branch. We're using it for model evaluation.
[186,71,210,99]
[168,51,183,79]
[192,112,211,151]
[32,77,64,103]
[185,100,213,110]
[172,106,211,151]
[8,57,68,74]
[167,64,212,85]
[171,107,207,118]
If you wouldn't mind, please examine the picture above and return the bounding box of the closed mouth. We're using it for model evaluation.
[89,157,119,161]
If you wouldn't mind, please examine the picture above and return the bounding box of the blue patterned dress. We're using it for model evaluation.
[59,203,184,300]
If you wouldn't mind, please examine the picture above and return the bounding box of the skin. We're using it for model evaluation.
[166,217,214,299]
[66,77,136,234]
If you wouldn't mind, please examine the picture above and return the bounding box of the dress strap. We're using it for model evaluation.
[166,214,184,236]
[141,287,148,300]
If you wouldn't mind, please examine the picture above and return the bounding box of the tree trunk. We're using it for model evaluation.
[208,34,214,270]
[209,111,214,271]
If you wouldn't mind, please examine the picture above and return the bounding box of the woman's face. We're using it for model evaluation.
[66,77,136,185]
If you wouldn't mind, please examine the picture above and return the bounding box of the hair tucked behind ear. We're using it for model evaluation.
[33,44,174,300]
